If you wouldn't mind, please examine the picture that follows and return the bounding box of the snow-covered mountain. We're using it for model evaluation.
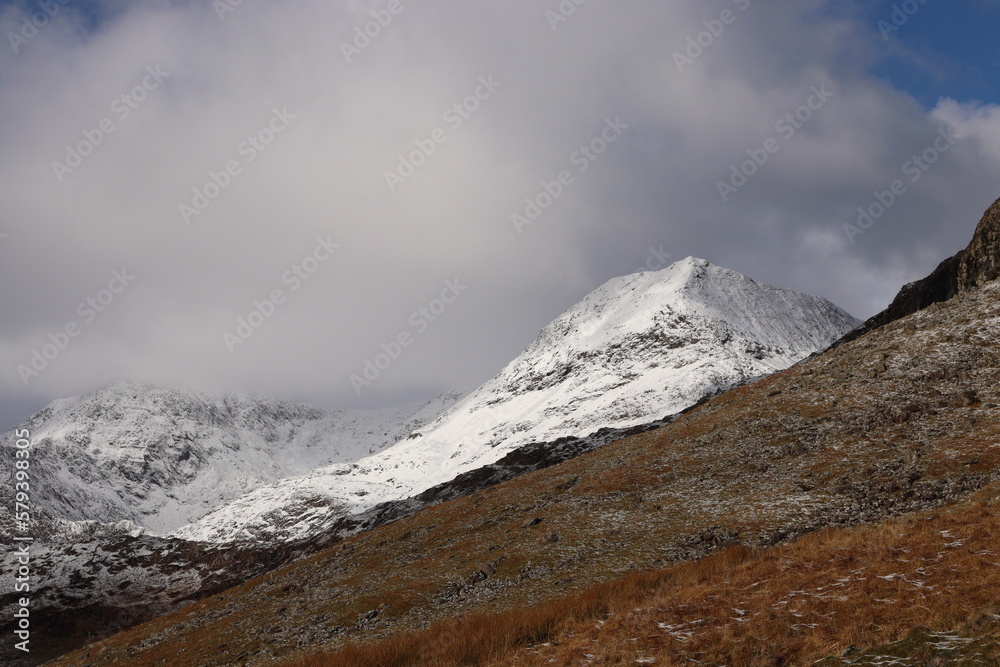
[172,257,861,543]
[0,382,461,535]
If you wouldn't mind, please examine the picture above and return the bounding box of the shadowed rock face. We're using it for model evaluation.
[835,195,1000,347]
[960,197,1000,291]
[836,252,963,346]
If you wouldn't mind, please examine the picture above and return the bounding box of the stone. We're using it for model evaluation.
[958,390,981,407]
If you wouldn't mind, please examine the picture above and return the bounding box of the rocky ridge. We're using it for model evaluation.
[959,195,1000,290]
[0,382,462,538]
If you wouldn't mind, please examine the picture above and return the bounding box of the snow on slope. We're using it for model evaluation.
[0,382,461,535]
[172,258,861,543]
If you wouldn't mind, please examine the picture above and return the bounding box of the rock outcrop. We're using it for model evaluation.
[836,195,1000,347]
[959,196,1000,290]
[837,252,963,346]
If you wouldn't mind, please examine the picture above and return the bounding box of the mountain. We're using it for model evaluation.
[22,200,1000,667]
[0,382,461,537]
[0,419,677,667]
[959,195,1000,289]
[0,257,860,666]
[171,257,860,543]
[55,233,1000,667]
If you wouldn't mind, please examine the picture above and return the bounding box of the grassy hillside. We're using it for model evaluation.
[291,481,1000,665]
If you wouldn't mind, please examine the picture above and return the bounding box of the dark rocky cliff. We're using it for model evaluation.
[959,197,1000,290]
[835,196,1000,347]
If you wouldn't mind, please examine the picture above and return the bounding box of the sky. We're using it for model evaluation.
[2,0,1000,430]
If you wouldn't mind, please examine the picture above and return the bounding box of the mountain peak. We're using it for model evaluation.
[636,255,714,278]
[170,260,859,544]
[633,257,760,295]
[669,255,711,270]
[657,256,714,281]
[590,257,745,313]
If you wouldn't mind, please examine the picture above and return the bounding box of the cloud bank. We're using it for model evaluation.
[2,0,999,428]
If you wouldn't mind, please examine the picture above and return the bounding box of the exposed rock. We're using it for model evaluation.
[555,476,579,492]
[834,195,1000,349]
[690,527,739,547]
[959,196,1000,290]
[835,252,962,347]
[960,390,981,407]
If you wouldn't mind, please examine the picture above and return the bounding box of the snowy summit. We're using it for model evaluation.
[171,257,860,543]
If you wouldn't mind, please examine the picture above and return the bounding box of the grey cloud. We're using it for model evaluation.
[2,0,999,429]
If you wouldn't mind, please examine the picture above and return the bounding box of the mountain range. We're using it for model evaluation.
[35,195,1000,667]
[0,253,874,665]
[0,385,461,539]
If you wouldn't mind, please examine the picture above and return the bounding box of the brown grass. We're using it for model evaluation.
[286,483,1000,667]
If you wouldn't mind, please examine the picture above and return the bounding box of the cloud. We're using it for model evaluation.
[932,99,1000,164]
[2,0,999,429]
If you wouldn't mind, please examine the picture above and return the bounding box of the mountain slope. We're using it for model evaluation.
[0,383,460,536]
[172,257,859,543]
[284,481,1000,667]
